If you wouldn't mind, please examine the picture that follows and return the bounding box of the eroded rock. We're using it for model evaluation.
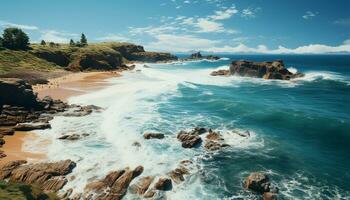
[154,177,172,191]
[177,131,202,148]
[0,160,76,192]
[143,132,165,140]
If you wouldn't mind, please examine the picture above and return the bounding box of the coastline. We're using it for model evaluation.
[0,70,121,165]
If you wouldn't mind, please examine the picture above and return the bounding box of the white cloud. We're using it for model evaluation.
[205,40,350,54]
[241,8,260,18]
[303,11,317,19]
[40,30,78,43]
[96,34,130,41]
[334,18,350,27]
[0,20,38,30]
[210,7,238,20]
[195,18,225,32]
[146,34,220,52]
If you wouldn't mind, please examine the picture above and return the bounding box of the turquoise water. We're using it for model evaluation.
[38,55,350,199]
[152,55,350,199]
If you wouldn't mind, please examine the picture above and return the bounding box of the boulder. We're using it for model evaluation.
[177,131,202,148]
[13,122,51,131]
[206,130,222,141]
[143,132,165,140]
[0,160,76,192]
[211,69,230,76]
[84,166,143,200]
[154,177,172,191]
[0,78,40,109]
[244,172,277,195]
[168,166,189,184]
[228,60,304,80]
[263,192,278,200]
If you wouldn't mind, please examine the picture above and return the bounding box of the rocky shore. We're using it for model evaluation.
[211,60,304,80]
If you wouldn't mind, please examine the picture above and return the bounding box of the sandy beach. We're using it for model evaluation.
[0,70,121,165]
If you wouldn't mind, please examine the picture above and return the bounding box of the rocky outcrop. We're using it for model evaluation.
[58,133,89,141]
[244,172,279,199]
[110,43,178,62]
[0,160,76,192]
[0,78,40,109]
[189,52,220,60]
[154,177,172,191]
[143,132,165,140]
[13,122,51,131]
[84,166,143,200]
[68,48,123,71]
[177,131,202,148]
[130,176,154,196]
[204,130,230,151]
[229,60,304,80]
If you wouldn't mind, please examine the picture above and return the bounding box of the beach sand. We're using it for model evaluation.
[0,70,121,164]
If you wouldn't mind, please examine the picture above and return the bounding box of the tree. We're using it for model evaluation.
[40,40,46,45]
[2,28,30,50]
[80,33,87,46]
[49,42,55,47]
[0,36,3,48]
[69,39,75,46]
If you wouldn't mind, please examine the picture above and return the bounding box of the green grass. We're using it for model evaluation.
[0,181,59,200]
[0,50,60,74]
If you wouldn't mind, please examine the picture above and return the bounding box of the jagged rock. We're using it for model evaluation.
[84,166,143,200]
[190,52,203,59]
[204,140,222,151]
[143,132,165,139]
[58,134,82,140]
[13,122,51,131]
[130,176,154,195]
[177,131,202,148]
[0,160,76,192]
[154,177,172,191]
[206,130,222,141]
[211,69,230,76]
[228,60,304,80]
[168,166,189,184]
[244,172,277,195]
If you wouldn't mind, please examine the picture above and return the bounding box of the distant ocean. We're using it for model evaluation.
[28,54,350,199]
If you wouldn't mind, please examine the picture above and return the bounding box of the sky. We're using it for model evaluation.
[1,0,350,54]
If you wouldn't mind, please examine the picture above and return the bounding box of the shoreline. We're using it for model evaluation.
[0,70,122,165]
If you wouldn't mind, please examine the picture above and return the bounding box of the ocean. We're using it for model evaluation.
[27,55,350,199]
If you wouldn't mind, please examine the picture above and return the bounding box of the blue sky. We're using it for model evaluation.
[1,0,350,53]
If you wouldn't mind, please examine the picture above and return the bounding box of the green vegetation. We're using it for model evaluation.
[1,28,30,50]
[40,40,46,46]
[0,181,58,200]
[80,33,87,46]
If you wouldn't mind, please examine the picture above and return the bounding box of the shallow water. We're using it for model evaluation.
[26,55,350,199]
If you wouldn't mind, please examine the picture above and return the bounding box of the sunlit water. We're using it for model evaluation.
[26,55,350,199]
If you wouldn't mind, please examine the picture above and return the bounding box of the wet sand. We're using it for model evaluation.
[0,71,121,164]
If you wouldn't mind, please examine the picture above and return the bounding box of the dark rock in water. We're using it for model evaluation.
[154,177,172,191]
[132,141,141,147]
[177,131,202,148]
[206,130,222,141]
[204,140,222,151]
[235,130,251,138]
[0,160,76,192]
[84,166,143,200]
[189,52,220,60]
[58,133,89,141]
[229,60,304,80]
[168,166,189,184]
[143,132,165,139]
[244,172,279,199]
[211,69,230,76]
[190,52,203,59]
[13,122,51,131]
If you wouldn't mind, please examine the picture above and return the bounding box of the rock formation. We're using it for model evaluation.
[244,172,279,199]
[211,60,304,80]
[188,52,220,61]
[0,160,76,192]
[143,132,165,139]
[177,130,202,148]
[84,166,143,200]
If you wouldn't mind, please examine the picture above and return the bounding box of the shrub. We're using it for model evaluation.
[40,40,46,45]
[80,33,87,46]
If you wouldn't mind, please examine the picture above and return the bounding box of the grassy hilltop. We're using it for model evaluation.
[0,42,177,73]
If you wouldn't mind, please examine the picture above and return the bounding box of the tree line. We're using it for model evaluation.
[0,27,88,50]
